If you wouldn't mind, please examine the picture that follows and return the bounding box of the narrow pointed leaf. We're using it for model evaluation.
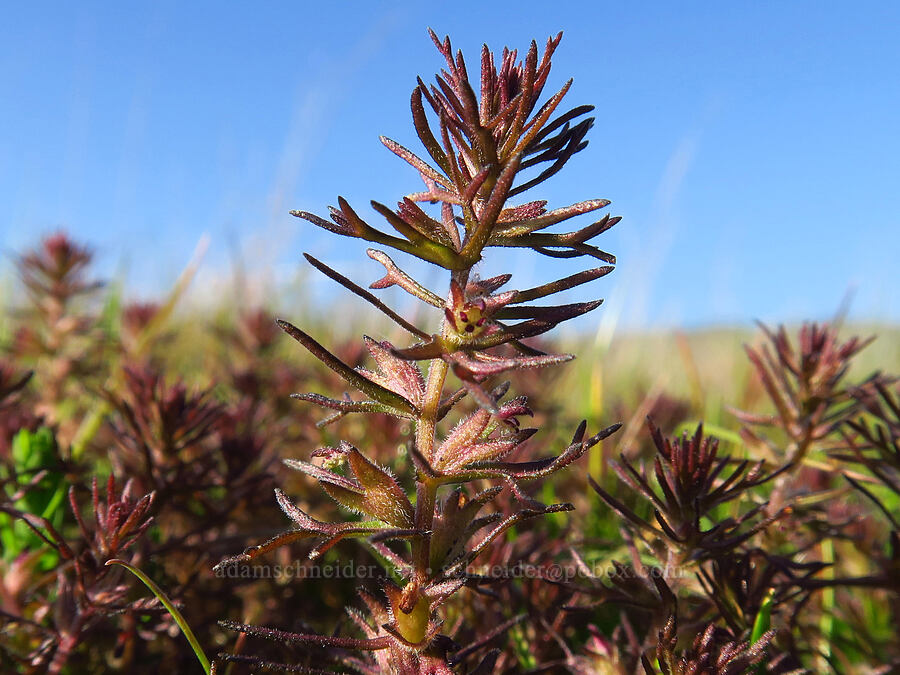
[511,266,614,303]
[303,254,429,339]
[495,300,603,321]
[380,136,449,188]
[276,320,416,415]
[345,444,415,528]
[494,199,610,237]
[290,393,406,418]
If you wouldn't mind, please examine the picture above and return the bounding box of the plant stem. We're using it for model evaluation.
[416,358,449,462]
[412,356,449,581]
[107,559,211,675]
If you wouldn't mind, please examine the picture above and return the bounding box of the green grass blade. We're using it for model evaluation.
[750,587,774,644]
[750,586,776,673]
[107,559,211,674]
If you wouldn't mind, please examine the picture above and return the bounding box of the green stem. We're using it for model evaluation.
[817,538,835,670]
[107,559,211,674]
[412,358,449,580]
[415,358,449,462]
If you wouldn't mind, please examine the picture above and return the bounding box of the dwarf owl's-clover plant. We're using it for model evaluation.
[214,29,621,672]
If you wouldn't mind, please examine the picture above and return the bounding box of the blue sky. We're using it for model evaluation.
[1,2,897,329]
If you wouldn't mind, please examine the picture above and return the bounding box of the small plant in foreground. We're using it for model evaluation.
[213,28,620,673]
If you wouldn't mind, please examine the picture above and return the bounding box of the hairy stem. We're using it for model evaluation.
[412,353,449,581]
[416,358,449,461]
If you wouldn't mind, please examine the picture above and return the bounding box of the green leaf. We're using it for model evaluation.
[3,429,65,565]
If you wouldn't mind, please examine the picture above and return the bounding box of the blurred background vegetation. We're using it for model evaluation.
[1,232,898,672]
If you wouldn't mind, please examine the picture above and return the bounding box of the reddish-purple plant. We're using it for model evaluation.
[214,29,620,673]
[735,322,877,463]
[0,476,156,673]
[9,233,106,445]
[590,421,788,565]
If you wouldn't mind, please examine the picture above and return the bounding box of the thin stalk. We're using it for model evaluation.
[416,358,449,461]
[107,559,211,674]
[817,538,835,672]
[412,356,449,581]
